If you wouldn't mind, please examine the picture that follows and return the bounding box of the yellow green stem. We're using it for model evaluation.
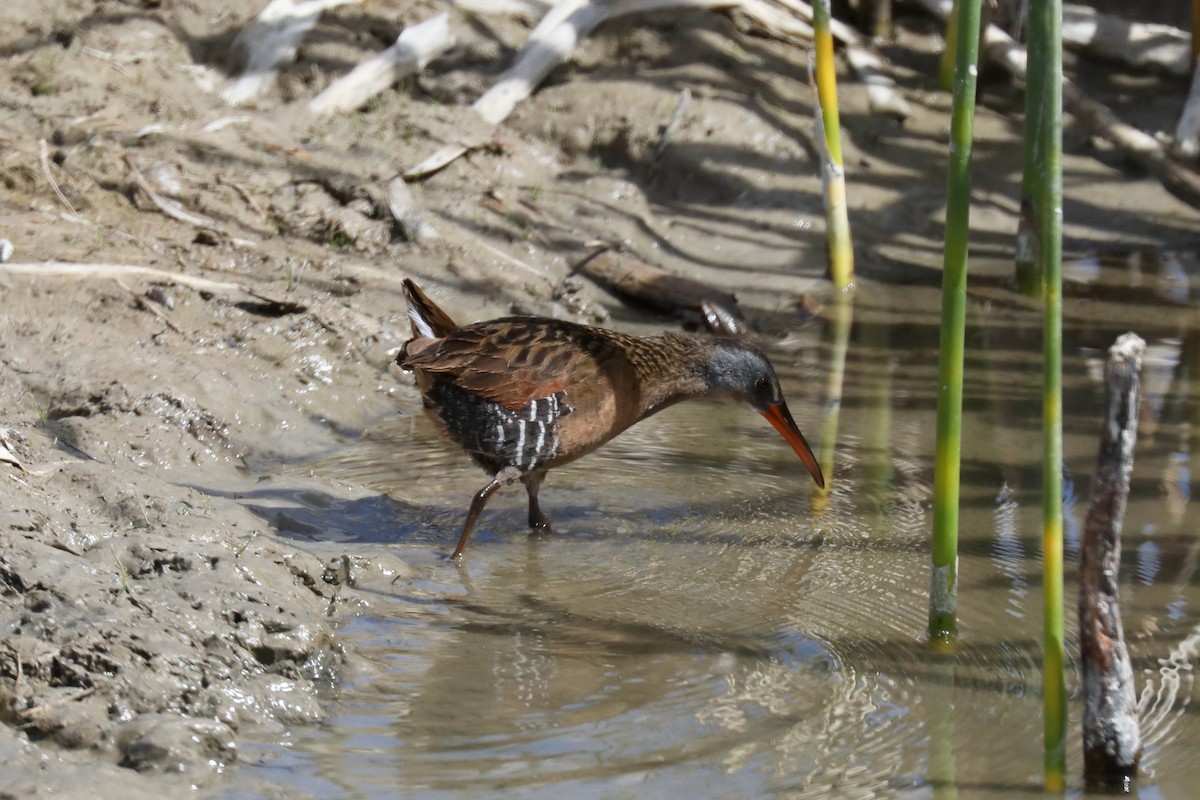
[930,0,982,645]
[812,0,854,291]
[1029,0,1066,788]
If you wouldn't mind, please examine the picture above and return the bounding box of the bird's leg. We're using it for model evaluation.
[523,471,551,532]
[452,467,521,561]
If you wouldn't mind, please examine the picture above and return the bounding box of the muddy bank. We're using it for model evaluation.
[0,274,418,793]
[2,0,1198,795]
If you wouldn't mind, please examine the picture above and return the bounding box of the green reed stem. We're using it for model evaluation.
[938,0,960,92]
[812,0,854,291]
[929,0,982,646]
[1028,0,1066,789]
[1017,3,1048,294]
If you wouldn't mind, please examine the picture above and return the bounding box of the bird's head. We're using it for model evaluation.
[700,340,825,489]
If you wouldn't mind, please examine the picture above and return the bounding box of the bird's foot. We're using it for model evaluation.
[529,512,552,533]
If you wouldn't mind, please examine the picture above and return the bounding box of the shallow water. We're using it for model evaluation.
[226,259,1200,799]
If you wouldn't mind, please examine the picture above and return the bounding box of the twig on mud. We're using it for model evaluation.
[234,531,260,558]
[462,229,553,286]
[126,157,218,230]
[653,88,692,163]
[200,115,252,133]
[16,687,98,722]
[218,175,268,220]
[0,261,307,314]
[223,0,365,107]
[309,13,454,114]
[115,279,184,334]
[38,139,86,224]
[0,428,27,473]
[82,46,156,70]
[731,0,813,43]
[386,176,441,243]
[479,187,560,244]
[112,544,131,593]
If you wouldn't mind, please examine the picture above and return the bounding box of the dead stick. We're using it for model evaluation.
[17,686,97,721]
[0,261,305,314]
[38,139,85,223]
[114,279,184,334]
[1079,332,1144,791]
[573,248,746,334]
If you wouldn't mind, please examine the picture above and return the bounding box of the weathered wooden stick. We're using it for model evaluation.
[1062,4,1190,77]
[0,261,306,314]
[385,176,441,244]
[308,13,454,114]
[223,0,364,107]
[1079,332,1144,791]
[572,248,746,334]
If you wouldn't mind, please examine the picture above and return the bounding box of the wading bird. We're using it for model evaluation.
[399,279,824,561]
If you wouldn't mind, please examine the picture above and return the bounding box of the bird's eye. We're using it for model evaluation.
[754,376,776,404]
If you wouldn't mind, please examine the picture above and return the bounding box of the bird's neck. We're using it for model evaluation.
[622,333,711,418]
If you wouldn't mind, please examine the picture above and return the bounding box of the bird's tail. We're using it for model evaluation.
[403,279,459,339]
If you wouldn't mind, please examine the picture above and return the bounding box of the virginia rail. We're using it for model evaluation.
[399,279,824,561]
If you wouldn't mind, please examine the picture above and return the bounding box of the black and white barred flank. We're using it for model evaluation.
[426,382,573,474]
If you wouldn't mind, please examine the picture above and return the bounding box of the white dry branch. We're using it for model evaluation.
[732,0,813,43]
[406,0,829,178]
[455,0,553,16]
[0,429,26,473]
[1062,3,1190,77]
[201,115,252,133]
[385,176,441,244]
[128,161,217,230]
[0,262,305,313]
[406,0,619,177]
[1175,61,1200,160]
[653,87,692,162]
[223,0,364,107]
[473,0,616,127]
[38,139,86,224]
[309,13,455,114]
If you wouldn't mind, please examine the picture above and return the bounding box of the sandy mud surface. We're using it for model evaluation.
[0,0,1196,795]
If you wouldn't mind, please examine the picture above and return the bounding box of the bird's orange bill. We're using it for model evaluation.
[762,402,825,489]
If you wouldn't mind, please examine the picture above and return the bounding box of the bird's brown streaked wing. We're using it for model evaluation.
[401,320,617,410]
